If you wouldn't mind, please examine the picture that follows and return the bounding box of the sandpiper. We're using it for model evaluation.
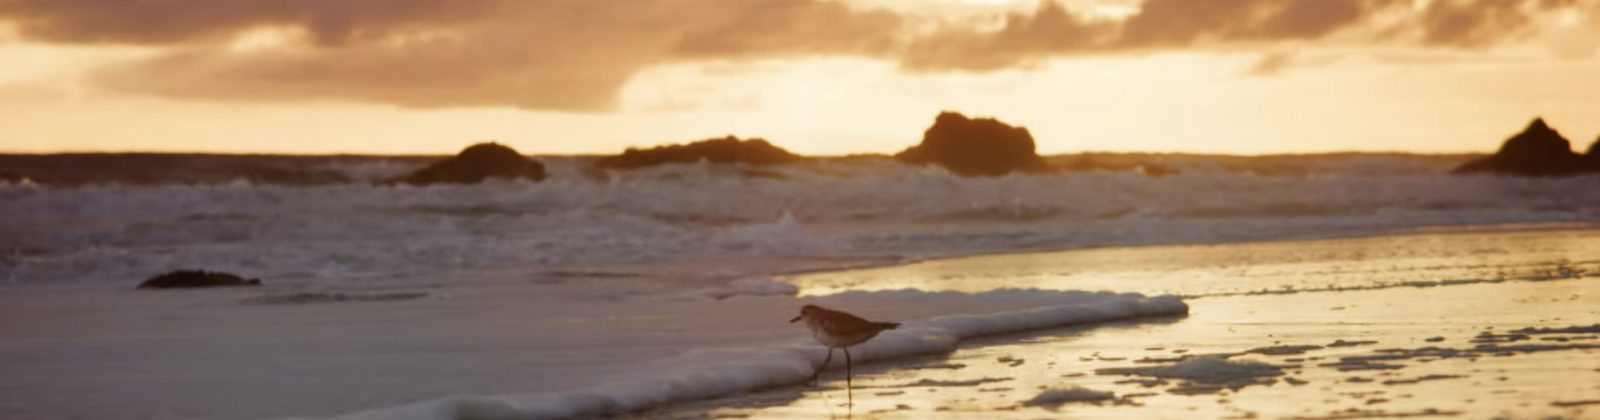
[790,304,899,387]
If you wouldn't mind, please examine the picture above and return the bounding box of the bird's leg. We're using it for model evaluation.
[813,348,833,387]
[844,346,854,406]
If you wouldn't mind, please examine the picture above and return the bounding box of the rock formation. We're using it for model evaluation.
[895,112,1052,176]
[400,142,547,184]
[594,136,800,169]
[138,270,261,289]
[1453,118,1598,177]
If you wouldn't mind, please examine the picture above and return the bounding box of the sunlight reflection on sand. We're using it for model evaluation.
[644,227,1600,419]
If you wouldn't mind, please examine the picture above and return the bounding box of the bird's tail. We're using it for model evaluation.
[878,322,900,330]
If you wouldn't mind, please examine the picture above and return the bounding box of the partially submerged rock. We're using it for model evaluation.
[138,270,261,289]
[400,142,547,185]
[1453,118,1599,177]
[895,111,1052,176]
[594,136,800,169]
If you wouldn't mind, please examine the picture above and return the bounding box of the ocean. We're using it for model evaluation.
[0,152,1597,419]
[1,152,1592,288]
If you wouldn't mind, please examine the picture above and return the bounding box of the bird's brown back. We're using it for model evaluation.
[808,306,898,336]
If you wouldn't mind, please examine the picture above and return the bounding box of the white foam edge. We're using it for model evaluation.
[304,294,1187,420]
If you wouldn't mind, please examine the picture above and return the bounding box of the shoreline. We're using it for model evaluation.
[1,224,1597,419]
[649,264,1600,419]
[784,222,1600,298]
[11,220,1595,295]
[793,219,1600,275]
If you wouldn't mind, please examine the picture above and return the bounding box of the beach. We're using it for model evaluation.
[3,154,1600,419]
[647,227,1600,420]
[7,0,1600,417]
[2,222,1596,419]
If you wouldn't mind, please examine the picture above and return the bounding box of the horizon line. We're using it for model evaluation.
[0,147,1491,158]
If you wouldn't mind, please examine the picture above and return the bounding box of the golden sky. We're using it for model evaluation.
[1,0,1598,155]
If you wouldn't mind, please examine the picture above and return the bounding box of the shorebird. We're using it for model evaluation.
[790,304,899,388]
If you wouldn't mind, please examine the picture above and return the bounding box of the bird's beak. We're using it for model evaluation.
[789,315,802,323]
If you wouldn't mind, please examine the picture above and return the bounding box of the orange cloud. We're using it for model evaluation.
[2,0,901,110]
[0,0,1586,109]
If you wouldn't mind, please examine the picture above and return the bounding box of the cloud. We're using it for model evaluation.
[1,0,901,111]
[899,0,1407,71]
[1247,50,1299,75]
[1120,0,1395,46]
[1414,0,1580,47]
[899,0,1589,71]
[901,1,1109,71]
[0,0,489,45]
[0,0,1590,110]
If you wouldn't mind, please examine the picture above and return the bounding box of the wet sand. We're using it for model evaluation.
[640,227,1600,419]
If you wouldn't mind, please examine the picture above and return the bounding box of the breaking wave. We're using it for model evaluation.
[2,154,1598,287]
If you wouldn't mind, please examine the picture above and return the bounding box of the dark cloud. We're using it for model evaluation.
[901,1,1108,71]
[1118,0,1406,45]
[0,0,490,45]
[899,0,1576,71]
[1420,0,1538,47]
[0,0,1583,110]
[901,0,1405,71]
[1251,0,1387,39]
[1,0,902,111]
[671,0,901,58]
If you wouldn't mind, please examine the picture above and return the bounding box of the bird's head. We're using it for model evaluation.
[790,304,822,323]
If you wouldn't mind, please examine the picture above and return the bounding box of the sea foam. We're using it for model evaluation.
[4,156,1598,288]
[308,292,1186,420]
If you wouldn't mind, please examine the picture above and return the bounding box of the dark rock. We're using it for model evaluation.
[0,171,28,184]
[1453,118,1597,176]
[138,270,261,289]
[594,136,800,169]
[400,142,546,185]
[1139,164,1180,177]
[895,112,1052,176]
[1587,136,1600,164]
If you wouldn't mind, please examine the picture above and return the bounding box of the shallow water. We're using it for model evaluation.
[789,224,1600,297]
[646,228,1600,419]
[2,226,1595,419]
[655,282,1600,419]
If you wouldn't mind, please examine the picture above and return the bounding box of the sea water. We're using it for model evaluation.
[1,154,1597,419]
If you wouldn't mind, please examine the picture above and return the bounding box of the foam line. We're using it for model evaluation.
[311,294,1187,420]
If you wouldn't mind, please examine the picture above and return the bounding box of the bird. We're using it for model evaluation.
[790,304,899,388]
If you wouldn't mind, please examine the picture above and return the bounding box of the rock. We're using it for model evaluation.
[0,171,28,185]
[594,136,800,169]
[895,111,1052,176]
[1587,136,1600,165]
[1453,118,1597,177]
[1139,163,1180,177]
[399,142,546,185]
[138,270,261,289]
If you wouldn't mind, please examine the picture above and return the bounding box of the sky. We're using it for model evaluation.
[1,0,1598,156]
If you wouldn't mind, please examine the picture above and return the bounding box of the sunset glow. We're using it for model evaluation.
[6,4,1600,419]
[1,0,1598,155]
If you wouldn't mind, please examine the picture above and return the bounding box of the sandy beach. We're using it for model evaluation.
[8,2,1600,418]
[2,225,1595,419]
[641,226,1600,420]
